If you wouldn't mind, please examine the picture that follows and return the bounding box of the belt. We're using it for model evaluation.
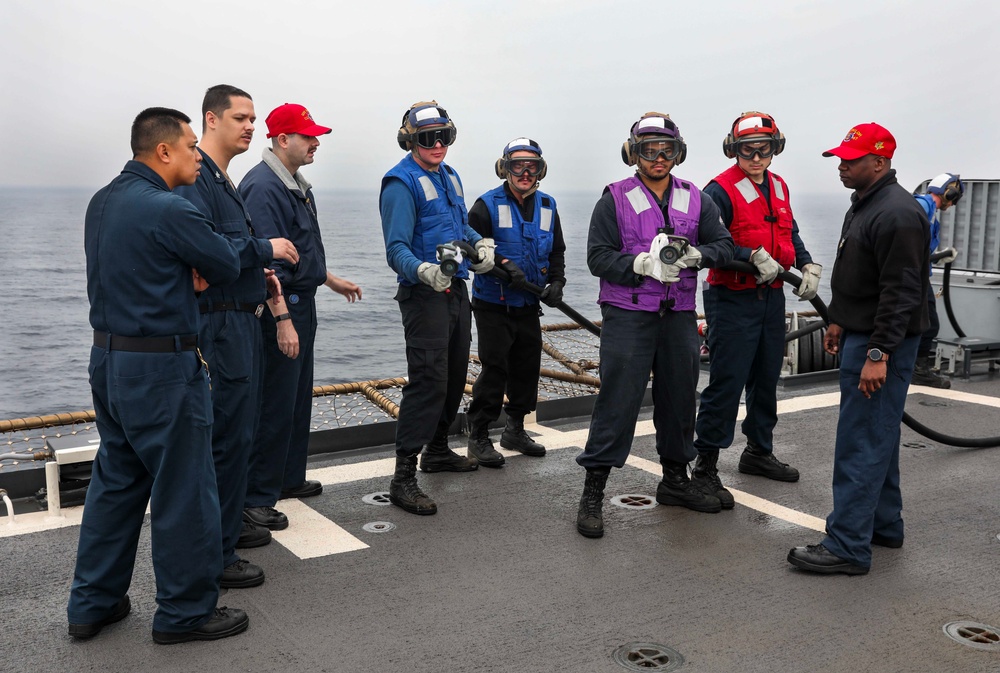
[93,331,199,353]
[199,301,265,318]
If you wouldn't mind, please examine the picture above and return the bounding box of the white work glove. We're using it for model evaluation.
[417,262,452,292]
[470,238,496,274]
[938,247,958,264]
[633,252,681,284]
[677,245,702,269]
[750,246,783,284]
[794,263,822,301]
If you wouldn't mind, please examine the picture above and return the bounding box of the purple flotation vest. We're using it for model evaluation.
[599,175,701,312]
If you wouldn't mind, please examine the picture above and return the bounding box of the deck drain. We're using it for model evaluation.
[612,643,683,671]
[610,494,657,510]
[362,492,392,506]
[362,521,396,534]
[943,621,1000,651]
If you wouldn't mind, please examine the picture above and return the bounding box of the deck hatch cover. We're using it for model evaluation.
[612,643,684,671]
[610,494,658,510]
[362,492,392,506]
[943,621,1000,651]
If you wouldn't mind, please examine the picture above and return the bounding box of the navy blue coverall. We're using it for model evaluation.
[239,152,328,505]
[175,149,273,568]
[69,161,240,633]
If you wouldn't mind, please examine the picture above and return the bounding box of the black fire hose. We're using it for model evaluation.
[449,241,602,337]
[738,251,998,448]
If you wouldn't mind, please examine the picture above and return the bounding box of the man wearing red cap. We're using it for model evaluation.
[788,123,929,575]
[239,103,361,530]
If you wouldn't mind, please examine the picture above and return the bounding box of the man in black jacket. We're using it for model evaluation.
[788,123,929,575]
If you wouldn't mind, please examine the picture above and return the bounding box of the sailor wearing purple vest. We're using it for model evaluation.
[575,113,734,539]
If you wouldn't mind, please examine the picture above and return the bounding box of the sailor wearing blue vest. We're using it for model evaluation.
[466,138,567,467]
[575,113,735,538]
[174,85,301,590]
[380,101,496,515]
[69,107,249,644]
[240,103,362,530]
[911,173,962,388]
[691,112,819,508]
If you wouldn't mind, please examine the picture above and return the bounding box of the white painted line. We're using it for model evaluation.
[271,499,368,559]
[624,455,827,532]
[912,385,1000,408]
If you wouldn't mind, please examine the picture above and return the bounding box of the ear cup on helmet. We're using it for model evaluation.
[774,133,786,156]
[537,159,547,181]
[622,141,635,166]
[495,158,505,179]
[723,133,737,159]
[675,142,687,165]
[944,183,962,204]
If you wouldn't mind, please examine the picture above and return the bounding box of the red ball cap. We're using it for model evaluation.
[822,122,896,160]
[265,103,332,139]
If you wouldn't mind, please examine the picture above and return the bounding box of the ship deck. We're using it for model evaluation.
[4,372,1000,673]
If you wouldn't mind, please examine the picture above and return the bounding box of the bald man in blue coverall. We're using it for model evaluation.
[68,107,249,644]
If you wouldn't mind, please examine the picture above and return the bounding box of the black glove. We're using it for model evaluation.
[499,258,527,290]
[540,280,564,307]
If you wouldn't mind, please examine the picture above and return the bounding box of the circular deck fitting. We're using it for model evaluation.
[362,521,396,534]
[943,621,1000,651]
[362,492,392,506]
[902,441,932,450]
[610,494,658,510]
[612,643,684,672]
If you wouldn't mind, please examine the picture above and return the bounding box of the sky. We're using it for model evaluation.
[2,0,998,198]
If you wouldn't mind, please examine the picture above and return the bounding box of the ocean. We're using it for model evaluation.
[0,185,848,420]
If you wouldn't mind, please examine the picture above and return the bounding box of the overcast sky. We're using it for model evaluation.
[3,0,997,198]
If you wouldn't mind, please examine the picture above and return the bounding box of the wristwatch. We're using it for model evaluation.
[867,348,887,362]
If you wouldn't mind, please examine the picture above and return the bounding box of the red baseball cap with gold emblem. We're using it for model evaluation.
[265,103,332,139]
[822,122,896,160]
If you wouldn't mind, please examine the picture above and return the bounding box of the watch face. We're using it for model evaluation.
[868,348,883,362]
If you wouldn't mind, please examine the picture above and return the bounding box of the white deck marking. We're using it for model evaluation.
[0,388,983,543]
[271,499,368,559]
[625,455,827,532]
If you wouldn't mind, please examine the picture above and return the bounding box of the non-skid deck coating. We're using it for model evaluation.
[3,377,1000,673]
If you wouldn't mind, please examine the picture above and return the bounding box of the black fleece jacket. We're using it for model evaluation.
[828,169,930,353]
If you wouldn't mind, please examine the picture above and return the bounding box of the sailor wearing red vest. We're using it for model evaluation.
[575,112,734,538]
[692,112,821,508]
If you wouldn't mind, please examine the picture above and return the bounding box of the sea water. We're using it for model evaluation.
[0,185,848,420]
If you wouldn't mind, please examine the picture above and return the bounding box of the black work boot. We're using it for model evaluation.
[738,442,799,482]
[910,355,951,389]
[656,460,722,513]
[691,450,735,510]
[467,425,506,468]
[389,455,437,515]
[500,415,546,457]
[576,468,610,538]
[420,429,478,473]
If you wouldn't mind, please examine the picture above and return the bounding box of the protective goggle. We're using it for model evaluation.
[734,139,779,160]
[506,158,544,177]
[636,138,683,162]
[414,126,457,149]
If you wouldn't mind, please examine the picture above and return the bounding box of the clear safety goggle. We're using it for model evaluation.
[414,126,456,149]
[734,139,779,160]
[636,138,682,162]
[507,158,543,177]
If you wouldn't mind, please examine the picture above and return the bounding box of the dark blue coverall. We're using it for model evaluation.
[175,149,273,568]
[239,155,328,505]
[68,161,240,633]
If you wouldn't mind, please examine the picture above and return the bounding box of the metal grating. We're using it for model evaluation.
[612,643,684,672]
[942,621,1000,651]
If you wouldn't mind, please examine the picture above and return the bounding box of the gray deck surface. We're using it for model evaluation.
[4,373,1000,673]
